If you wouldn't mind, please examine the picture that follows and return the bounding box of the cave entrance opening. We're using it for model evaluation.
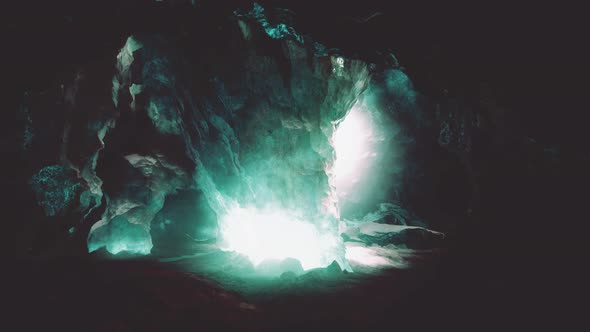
[330,102,375,215]
[214,103,377,274]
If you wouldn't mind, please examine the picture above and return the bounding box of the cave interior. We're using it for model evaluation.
[3,0,586,330]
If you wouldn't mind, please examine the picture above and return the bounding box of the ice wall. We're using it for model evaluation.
[86,3,370,269]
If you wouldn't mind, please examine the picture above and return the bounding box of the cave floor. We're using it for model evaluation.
[3,249,525,331]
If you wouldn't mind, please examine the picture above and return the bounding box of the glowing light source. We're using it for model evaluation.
[219,206,339,270]
[330,104,374,199]
[345,246,392,266]
[216,104,378,272]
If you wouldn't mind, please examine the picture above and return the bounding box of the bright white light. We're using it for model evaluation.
[216,105,379,272]
[344,242,407,268]
[345,246,392,266]
[219,206,338,270]
[331,104,374,199]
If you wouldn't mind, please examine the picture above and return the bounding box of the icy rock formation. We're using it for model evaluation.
[88,153,192,254]
[29,165,83,217]
[341,220,443,271]
[342,222,445,250]
[151,189,218,255]
[86,2,370,267]
[352,202,413,225]
[20,51,115,251]
[22,2,443,267]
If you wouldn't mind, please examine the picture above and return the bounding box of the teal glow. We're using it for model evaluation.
[30,165,81,216]
[219,206,340,270]
[237,3,304,43]
[87,215,153,255]
[103,241,152,255]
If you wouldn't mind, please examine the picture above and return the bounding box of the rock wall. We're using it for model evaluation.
[10,1,578,267]
[17,3,377,265]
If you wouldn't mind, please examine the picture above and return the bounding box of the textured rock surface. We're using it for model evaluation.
[89,4,372,265]
[7,1,581,270]
[29,165,83,217]
[14,2,379,263]
[5,1,584,329]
